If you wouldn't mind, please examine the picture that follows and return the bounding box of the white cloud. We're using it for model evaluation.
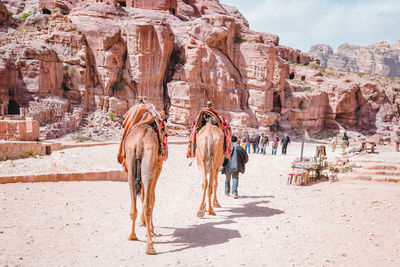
[220,0,400,52]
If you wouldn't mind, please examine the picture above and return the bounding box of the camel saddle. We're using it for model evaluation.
[118,103,168,171]
[187,108,232,159]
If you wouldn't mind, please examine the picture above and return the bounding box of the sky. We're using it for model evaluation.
[220,0,400,52]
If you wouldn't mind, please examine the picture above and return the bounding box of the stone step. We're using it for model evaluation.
[352,168,400,176]
[339,173,400,183]
[356,162,400,170]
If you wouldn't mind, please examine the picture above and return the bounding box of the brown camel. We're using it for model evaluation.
[124,123,163,255]
[195,122,225,218]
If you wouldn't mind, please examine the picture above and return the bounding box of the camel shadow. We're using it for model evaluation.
[237,195,275,199]
[223,200,284,219]
[157,219,240,253]
[155,199,283,254]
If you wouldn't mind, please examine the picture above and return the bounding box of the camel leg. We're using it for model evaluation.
[142,182,156,255]
[207,174,216,215]
[212,169,221,208]
[197,164,208,218]
[149,165,161,237]
[140,189,145,227]
[127,161,138,241]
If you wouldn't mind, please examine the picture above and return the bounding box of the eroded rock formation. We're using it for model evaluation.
[0,0,399,140]
[310,42,400,77]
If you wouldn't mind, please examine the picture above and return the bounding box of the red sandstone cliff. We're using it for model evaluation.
[0,0,399,140]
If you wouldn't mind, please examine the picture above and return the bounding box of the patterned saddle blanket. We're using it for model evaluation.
[186,108,232,159]
[118,103,168,171]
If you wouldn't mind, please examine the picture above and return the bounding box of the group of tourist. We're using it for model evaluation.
[221,131,291,199]
[232,131,291,156]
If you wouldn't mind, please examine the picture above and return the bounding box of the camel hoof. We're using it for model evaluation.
[128,235,138,241]
[139,221,145,227]
[208,210,216,216]
[150,231,158,237]
[213,203,221,208]
[197,210,205,218]
[146,248,157,255]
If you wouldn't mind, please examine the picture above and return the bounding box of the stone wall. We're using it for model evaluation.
[0,118,40,141]
[0,141,45,160]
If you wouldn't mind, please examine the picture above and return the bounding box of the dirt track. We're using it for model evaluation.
[1,143,400,266]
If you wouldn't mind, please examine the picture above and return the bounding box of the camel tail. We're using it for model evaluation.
[206,136,213,172]
[130,148,142,196]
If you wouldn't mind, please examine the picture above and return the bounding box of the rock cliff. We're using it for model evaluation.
[310,42,400,78]
[0,0,399,140]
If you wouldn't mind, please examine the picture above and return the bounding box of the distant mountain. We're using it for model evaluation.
[309,41,400,77]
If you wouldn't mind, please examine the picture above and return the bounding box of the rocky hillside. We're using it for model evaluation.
[0,0,399,140]
[309,41,400,78]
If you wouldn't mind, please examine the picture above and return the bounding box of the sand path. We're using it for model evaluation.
[1,143,400,266]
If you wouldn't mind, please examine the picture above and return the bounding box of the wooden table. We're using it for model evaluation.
[292,163,323,183]
[361,141,376,153]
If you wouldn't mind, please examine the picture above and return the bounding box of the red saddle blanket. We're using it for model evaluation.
[118,103,168,170]
[186,108,232,159]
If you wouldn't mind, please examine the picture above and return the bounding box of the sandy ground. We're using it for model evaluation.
[1,142,400,266]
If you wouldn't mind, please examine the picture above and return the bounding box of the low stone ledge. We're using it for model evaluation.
[0,170,127,184]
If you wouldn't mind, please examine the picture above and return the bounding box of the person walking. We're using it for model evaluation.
[253,132,261,153]
[272,135,279,155]
[331,137,338,152]
[260,133,269,155]
[244,132,251,154]
[222,135,248,199]
[342,132,349,151]
[281,134,290,155]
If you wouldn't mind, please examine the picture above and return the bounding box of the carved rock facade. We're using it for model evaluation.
[0,0,398,140]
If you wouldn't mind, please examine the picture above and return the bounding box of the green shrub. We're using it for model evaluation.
[304,87,314,93]
[343,164,360,173]
[234,35,246,44]
[357,72,366,77]
[114,81,125,91]
[71,132,92,142]
[18,13,32,19]
[108,111,116,120]
[309,63,326,73]
[9,11,14,15]
[27,150,36,156]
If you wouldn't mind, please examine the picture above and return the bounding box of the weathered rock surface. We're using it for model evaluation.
[0,2,15,27]
[309,42,400,77]
[0,0,399,141]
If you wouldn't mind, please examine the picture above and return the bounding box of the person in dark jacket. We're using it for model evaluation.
[243,132,251,154]
[222,135,248,199]
[253,132,261,153]
[342,132,349,150]
[281,134,290,155]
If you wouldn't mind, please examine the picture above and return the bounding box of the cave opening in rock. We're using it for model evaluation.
[119,1,126,7]
[301,75,306,81]
[42,8,51,15]
[272,91,282,113]
[8,100,20,115]
[289,72,295,79]
[171,8,176,15]
[296,56,300,64]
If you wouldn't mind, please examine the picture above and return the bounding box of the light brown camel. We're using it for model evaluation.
[195,122,225,218]
[124,124,163,255]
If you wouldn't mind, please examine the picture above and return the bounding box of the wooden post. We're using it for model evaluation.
[300,134,305,161]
